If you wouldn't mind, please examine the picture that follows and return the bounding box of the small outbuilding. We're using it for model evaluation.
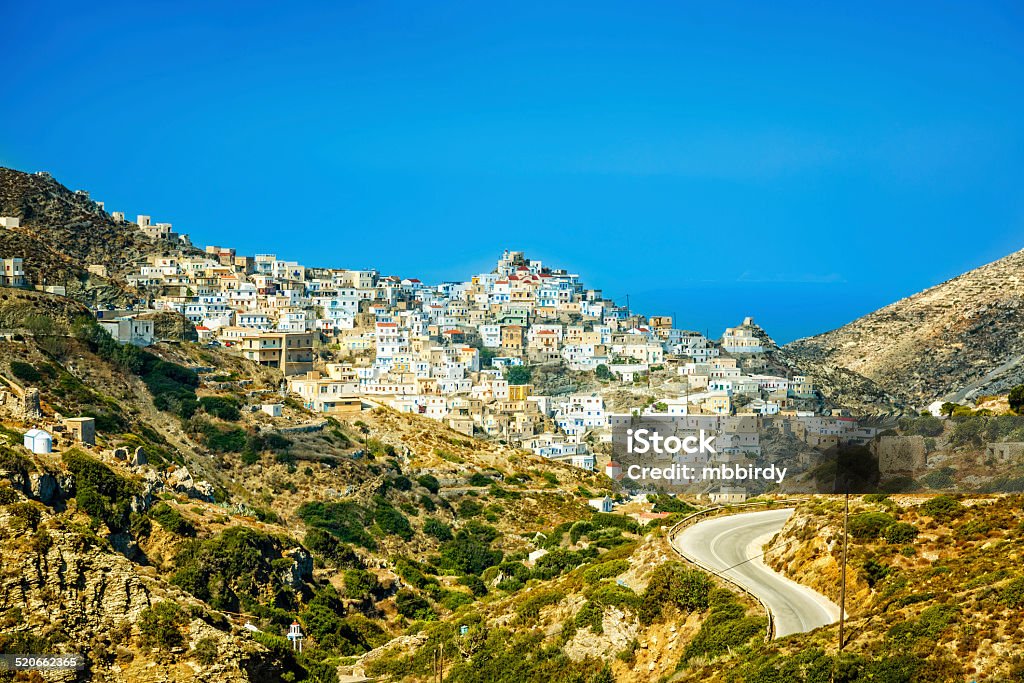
[65,417,96,446]
[23,428,53,454]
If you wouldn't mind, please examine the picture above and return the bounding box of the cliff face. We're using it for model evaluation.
[786,248,1024,407]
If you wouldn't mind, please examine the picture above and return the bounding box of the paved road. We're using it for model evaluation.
[672,507,840,638]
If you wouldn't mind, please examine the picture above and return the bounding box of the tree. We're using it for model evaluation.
[505,366,532,386]
[940,402,960,419]
[1009,385,1024,414]
[595,364,613,381]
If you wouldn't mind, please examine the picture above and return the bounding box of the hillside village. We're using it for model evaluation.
[3,170,1024,683]
[0,185,886,495]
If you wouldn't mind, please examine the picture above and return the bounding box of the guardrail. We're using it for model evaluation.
[666,498,803,642]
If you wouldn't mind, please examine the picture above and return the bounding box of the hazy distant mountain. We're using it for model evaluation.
[786,248,1024,407]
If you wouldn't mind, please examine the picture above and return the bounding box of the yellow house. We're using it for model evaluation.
[706,393,732,415]
[508,384,532,401]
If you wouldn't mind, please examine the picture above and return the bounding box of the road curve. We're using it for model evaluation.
[671,507,840,638]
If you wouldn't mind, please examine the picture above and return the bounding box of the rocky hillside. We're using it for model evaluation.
[0,167,199,305]
[786,248,1024,407]
[0,291,773,683]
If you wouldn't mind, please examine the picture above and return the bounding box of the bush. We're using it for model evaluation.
[394,589,435,620]
[505,366,532,385]
[170,527,297,611]
[9,361,41,383]
[343,569,379,600]
[569,521,594,544]
[516,589,564,621]
[416,474,440,494]
[921,495,964,522]
[298,501,377,550]
[640,562,712,624]
[583,560,629,584]
[848,512,897,540]
[1000,576,1024,609]
[468,473,492,487]
[150,502,196,537]
[192,636,219,666]
[64,450,140,531]
[200,423,247,453]
[138,602,188,650]
[1009,385,1024,414]
[533,549,587,580]
[862,558,890,587]
[423,518,453,542]
[437,530,502,575]
[374,502,413,540]
[679,588,765,665]
[883,522,918,544]
[458,499,484,518]
[199,396,241,421]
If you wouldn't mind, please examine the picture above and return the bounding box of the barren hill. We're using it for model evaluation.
[786,247,1024,407]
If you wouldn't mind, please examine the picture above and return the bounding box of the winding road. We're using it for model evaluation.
[671,507,840,638]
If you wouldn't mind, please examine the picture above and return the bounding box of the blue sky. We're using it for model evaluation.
[2,1,1023,341]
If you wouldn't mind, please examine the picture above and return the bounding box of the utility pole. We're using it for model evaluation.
[838,491,849,652]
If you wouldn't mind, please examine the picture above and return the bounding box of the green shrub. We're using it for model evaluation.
[1000,576,1024,608]
[679,588,765,666]
[374,501,413,540]
[639,562,712,624]
[416,474,440,494]
[920,495,964,522]
[883,522,918,544]
[458,499,484,518]
[459,574,487,597]
[423,517,453,542]
[199,396,241,421]
[150,502,196,536]
[138,601,188,650]
[468,473,492,487]
[192,636,219,666]
[9,361,41,383]
[569,520,594,544]
[532,548,587,580]
[395,589,435,620]
[170,527,298,611]
[575,600,604,633]
[848,512,897,540]
[64,450,140,531]
[583,560,629,584]
[437,530,502,575]
[343,569,379,600]
[516,589,564,621]
[200,423,247,453]
[862,558,890,587]
[298,501,377,550]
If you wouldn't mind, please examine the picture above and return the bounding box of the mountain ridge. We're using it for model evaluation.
[785,246,1024,407]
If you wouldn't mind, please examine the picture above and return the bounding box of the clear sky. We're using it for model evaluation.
[2,1,1023,342]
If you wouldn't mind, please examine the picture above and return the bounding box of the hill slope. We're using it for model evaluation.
[786,248,1024,407]
[0,167,198,305]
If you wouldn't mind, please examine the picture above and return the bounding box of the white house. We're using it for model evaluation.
[23,428,52,454]
[588,496,614,513]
